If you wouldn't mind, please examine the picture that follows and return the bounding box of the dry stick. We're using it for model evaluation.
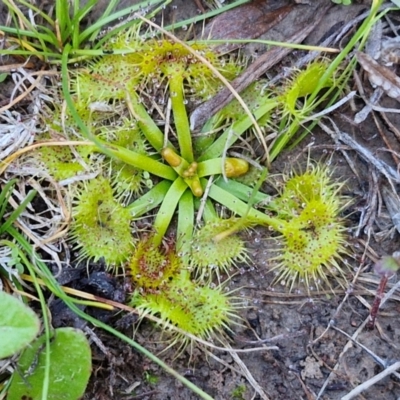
[316,317,369,400]
[366,274,389,329]
[317,278,400,399]
[331,325,388,368]
[341,361,400,400]
[189,2,333,132]
[319,118,400,183]
[229,348,270,400]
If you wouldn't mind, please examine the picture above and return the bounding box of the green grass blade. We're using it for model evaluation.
[177,190,194,264]
[78,0,165,44]
[152,177,188,246]
[0,179,17,221]
[0,190,37,235]
[14,0,56,26]
[163,0,250,32]
[127,180,171,216]
[55,0,71,44]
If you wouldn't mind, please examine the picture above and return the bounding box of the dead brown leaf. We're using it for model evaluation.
[200,0,295,54]
[356,51,400,102]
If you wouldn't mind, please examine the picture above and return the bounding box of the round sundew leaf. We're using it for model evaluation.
[7,327,92,400]
[190,218,248,274]
[71,176,134,265]
[0,291,40,359]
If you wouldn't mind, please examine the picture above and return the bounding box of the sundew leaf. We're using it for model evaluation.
[0,291,40,359]
[7,327,92,400]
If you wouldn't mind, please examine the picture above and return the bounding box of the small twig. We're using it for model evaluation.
[330,324,387,368]
[0,70,56,113]
[341,361,400,400]
[313,263,364,345]
[196,176,214,225]
[84,326,111,358]
[228,348,270,400]
[235,329,307,345]
[366,274,389,329]
[316,317,369,400]
[163,97,172,148]
[319,118,400,183]
[300,91,357,124]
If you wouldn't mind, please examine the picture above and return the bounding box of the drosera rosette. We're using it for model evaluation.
[70,175,135,266]
[267,59,338,161]
[131,271,244,351]
[105,29,242,98]
[32,98,129,183]
[267,164,350,291]
[272,163,344,218]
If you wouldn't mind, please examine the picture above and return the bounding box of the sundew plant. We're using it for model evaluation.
[1,0,371,350]
[57,25,350,342]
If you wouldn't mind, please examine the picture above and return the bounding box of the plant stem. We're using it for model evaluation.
[127,180,171,217]
[99,141,176,180]
[177,190,194,265]
[152,177,188,246]
[214,179,270,205]
[126,91,171,152]
[169,73,194,162]
[207,182,284,231]
[198,99,276,162]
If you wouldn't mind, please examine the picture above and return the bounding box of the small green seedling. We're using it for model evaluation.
[144,371,159,385]
[231,384,247,400]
